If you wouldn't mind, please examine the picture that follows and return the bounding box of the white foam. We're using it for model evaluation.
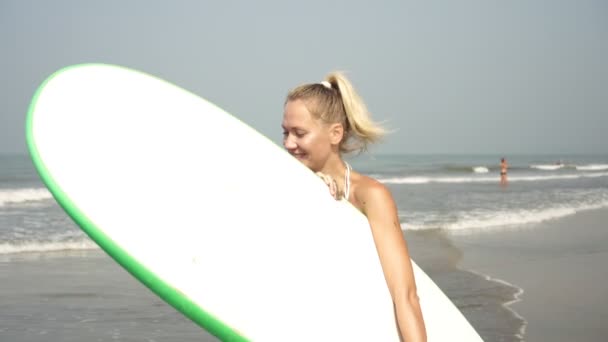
[381,176,496,184]
[403,200,608,232]
[576,164,608,171]
[530,164,564,170]
[472,166,489,173]
[508,174,579,181]
[0,239,98,254]
[465,269,527,340]
[380,172,608,185]
[0,188,53,206]
[446,207,577,230]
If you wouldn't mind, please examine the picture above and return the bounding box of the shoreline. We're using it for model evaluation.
[405,229,525,341]
[466,268,527,341]
[447,207,608,342]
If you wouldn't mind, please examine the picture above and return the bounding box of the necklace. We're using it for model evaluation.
[344,162,351,200]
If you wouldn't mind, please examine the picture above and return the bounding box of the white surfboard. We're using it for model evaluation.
[27,64,483,341]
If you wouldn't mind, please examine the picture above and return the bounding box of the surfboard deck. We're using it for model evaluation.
[27,64,483,341]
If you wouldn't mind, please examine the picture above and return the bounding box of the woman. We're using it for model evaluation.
[500,157,508,186]
[281,72,427,341]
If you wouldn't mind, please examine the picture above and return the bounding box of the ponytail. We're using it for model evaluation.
[286,72,385,153]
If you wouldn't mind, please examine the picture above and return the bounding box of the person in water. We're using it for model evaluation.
[282,72,427,341]
[500,157,508,185]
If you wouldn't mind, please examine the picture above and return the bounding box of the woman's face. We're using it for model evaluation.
[282,99,333,171]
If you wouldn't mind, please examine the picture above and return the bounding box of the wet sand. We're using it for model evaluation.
[406,230,525,341]
[448,208,608,342]
[0,251,217,342]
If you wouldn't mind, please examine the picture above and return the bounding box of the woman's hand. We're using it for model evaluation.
[315,172,341,200]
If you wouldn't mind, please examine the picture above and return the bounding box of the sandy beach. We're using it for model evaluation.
[448,208,608,342]
[406,230,525,341]
[0,251,217,342]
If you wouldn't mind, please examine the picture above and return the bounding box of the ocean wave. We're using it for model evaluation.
[0,239,98,254]
[530,164,564,171]
[403,200,608,232]
[576,164,608,171]
[472,166,489,173]
[379,172,608,184]
[0,188,52,206]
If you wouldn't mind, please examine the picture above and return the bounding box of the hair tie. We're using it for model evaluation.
[320,81,332,89]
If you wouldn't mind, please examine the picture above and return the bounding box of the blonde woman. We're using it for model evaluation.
[281,72,427,341]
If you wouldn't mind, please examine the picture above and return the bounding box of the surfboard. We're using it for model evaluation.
[26,64,484,341]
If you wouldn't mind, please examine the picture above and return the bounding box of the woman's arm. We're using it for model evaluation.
[359,181,427,342]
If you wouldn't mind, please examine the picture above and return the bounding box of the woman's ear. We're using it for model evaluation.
[328,123,344,145]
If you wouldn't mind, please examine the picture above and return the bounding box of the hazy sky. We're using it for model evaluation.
[1,0,607,155]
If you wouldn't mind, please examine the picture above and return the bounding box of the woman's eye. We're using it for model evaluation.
[295,131,306,138]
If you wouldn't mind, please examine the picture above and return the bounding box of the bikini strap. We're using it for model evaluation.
[344,162,351,200]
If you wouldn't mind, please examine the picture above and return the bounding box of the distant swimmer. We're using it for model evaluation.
[500,157,508,175]
[500,157,508,186]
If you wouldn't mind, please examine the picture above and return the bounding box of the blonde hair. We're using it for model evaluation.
[286,72,385,154]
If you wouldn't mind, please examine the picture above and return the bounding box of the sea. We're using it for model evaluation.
[1,153,607,341]
[349,154,608,233]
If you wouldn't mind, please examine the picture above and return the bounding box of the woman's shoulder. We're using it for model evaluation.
[351,172,395,213]
[352,173,387,194]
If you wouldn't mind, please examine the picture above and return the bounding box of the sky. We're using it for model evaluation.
[1,0,607,155]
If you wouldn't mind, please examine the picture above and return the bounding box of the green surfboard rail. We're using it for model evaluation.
[25,63,250,342]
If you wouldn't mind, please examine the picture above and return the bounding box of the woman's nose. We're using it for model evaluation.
[283,134,297,149]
